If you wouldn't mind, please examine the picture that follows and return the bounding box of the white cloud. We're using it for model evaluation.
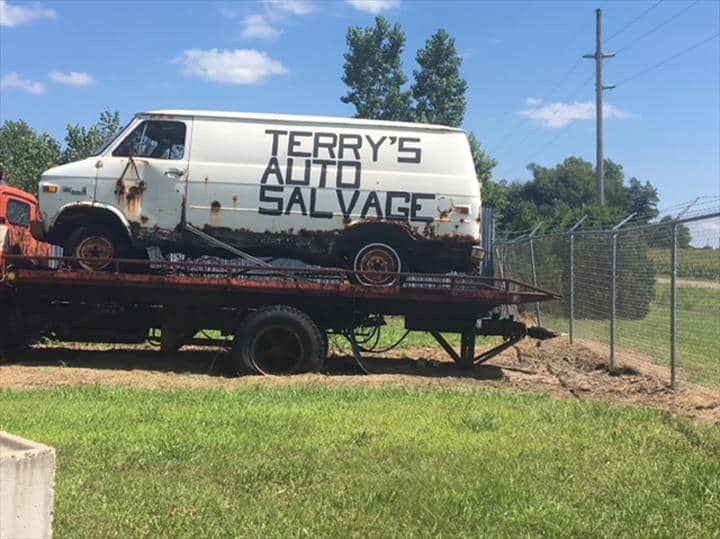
[345,0,400,14]
[0,72,45,94]
[240,14,281,39]
[176,48,288,85]
[525,97,543,106]
[517,100,635,128]
[0,0,55,27]
[264,0,315,15]
[48,71,96,87]
[694,220,720,249]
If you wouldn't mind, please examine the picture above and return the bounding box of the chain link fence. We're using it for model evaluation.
[496,211,720,389]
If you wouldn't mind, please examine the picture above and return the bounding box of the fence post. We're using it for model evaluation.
[670,221,678,390]
[528,223,543,327]
[610,213,636,369]
[568,215,588,344]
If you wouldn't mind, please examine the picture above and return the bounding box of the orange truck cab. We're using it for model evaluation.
[0,183,52,266]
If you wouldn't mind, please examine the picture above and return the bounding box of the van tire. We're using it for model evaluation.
[64,225,129,271]
[351,241,406,287]
[232,305,326,376]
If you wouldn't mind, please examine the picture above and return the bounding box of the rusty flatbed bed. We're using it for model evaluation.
[1,255,559,373]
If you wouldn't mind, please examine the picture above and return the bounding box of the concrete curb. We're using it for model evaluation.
[0,432,56,539]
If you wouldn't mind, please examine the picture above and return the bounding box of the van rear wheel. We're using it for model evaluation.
[352,242,406,287]
[64,226,128,271]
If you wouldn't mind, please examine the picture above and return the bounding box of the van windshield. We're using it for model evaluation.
[91,122,130,156]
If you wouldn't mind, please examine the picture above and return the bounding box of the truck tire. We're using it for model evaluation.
[64,225,129,271]
[352,242,406,287]
[232,305,326,376]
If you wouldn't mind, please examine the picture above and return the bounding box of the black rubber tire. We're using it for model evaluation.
[350,241,407,287]
[63,225,129,271]
[231,305,327,376]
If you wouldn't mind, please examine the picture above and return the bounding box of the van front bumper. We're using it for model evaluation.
[30,220,46,242]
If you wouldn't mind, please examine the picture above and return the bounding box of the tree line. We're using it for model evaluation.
[0,111,121,194]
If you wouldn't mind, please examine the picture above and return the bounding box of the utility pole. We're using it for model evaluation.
[584,8,615,206]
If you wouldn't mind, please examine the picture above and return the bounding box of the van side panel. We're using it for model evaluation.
[186,118,479,249]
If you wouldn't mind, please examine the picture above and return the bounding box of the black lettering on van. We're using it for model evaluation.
[313,159,334,188]
[313,132,337,159]
[309,188,333,219]
[259,185,283,215]
[385,191,410,219]
[285,187,308,216]
[288,131,312,158]
[285,158,311,186]
[338,134,362,160]
[336,161,361,189]
[411,193,435,222]
[360,191,383,219]
[337,190,360,220]
[260,157,284,185]
[365,135,387,162]
[398,137,422,164]
[265,130,287,157]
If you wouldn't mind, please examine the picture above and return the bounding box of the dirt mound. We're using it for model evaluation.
[1,337,718,424]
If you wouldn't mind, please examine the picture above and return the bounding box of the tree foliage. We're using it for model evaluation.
[340,18,497,185]
[491,157,660,234]
[341,17,413,122]
[0,120,61,194]
[62,111,121,164]
[468,132,497,189]
[0,110,121,195]
[412,29,467,127]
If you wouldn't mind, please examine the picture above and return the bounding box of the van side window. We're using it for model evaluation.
[113,121,186,160]
[7,199,31,227]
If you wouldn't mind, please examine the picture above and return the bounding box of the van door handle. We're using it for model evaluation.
[164,168,185,177]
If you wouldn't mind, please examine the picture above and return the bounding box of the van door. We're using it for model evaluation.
[96,118,191,234]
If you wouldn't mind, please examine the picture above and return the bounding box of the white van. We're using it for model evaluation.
[34,110,482,282]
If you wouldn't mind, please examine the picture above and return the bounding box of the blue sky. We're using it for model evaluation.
[1,0,719,214]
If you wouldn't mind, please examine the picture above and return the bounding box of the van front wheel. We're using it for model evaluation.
[64,226,128,271]
[352,242,406,287]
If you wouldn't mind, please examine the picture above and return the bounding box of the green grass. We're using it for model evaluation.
[2,386,719,538]
[546,284,720,387]
[650,247,720,280]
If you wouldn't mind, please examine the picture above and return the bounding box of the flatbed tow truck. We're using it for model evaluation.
[0,254,559,375]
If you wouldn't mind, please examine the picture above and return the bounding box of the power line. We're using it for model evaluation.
[614,0,700,54]
[605,0,664,43]
[615,31,719,86]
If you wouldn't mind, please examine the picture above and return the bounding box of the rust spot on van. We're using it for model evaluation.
[126,181,145,220]
[204,176,209,183]
[232,195,238,207]
[209,200,222,227]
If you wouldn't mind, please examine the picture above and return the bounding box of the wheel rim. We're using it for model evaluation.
[354,243,401,286]
[249,325,305,375]
[76,236,114,271]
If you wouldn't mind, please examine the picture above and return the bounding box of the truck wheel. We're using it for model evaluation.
[64,226,128,271]
[352,242,406,287]
[232,305,326,376]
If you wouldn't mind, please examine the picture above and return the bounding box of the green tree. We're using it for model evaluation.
[412,29,467,127]
[626,177,659,221]
[468,133,497,186]
[341,16,413,121]
[62,110,121,163]
[0,120,61,194]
